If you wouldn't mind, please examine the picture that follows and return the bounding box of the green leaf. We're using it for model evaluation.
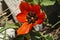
[33,0,39,4]
[30,31,45,40]
[45,35,53,40]
[30,32,40,40]
[57,0,60,4]
[5,22,18,28]
[24,34,31,40]
[30,31,41,36]
[0,22,18,32]
[40,0,55,6]
[24,0,33,2]
[14,35,24,40]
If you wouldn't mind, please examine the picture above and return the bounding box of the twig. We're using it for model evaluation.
[0,12,6,17]
[0,8,9,17]
[52,21,60,28]
[3,8,9,13]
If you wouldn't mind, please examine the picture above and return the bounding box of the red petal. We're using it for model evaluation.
[37,12,45,24]
[33,5,40,13]
[17,22,32,35]
[33,19,43,26]
[16,11,28,23]
[20,1,32,12]
[40,12,45,19]
[33,12,45,26]
[37,12,45,19]
[37,19,44,24]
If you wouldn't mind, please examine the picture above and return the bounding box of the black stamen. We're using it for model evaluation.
[32,20,35,23]
[26,12,38,24]
[26,15,31,19]
[32,13,36,17]
[28,12,32,16]
[34,16,38,21]
[28,19,32,24]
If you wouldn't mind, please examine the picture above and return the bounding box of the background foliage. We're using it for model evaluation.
[0,0,60,40]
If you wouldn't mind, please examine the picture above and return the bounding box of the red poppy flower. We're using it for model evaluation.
[16,1,45,35]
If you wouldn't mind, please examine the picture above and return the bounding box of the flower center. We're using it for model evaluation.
[26,12,38,24]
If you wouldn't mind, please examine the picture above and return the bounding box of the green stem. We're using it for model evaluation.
[3,30,6,40]
[0,26,18,33]
[24,34,31,40]
[0,27,7,33]
[39,0,40,6]
[46,18,49,24]
[52,21,60,28]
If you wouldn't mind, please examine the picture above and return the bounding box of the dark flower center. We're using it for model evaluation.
[26,12,38,24]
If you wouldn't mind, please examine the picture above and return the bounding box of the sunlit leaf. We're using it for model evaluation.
[40,0,55,6]
[5,22,18,28]
[33,0,39,4]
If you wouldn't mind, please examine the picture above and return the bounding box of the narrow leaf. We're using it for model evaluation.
[40,0,55,6]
